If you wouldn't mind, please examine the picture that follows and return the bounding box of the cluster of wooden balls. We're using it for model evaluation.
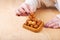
[24,13,42,29]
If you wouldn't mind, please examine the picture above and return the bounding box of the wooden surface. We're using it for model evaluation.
[0,0,60,40]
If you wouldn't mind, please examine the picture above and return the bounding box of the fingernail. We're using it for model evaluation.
[16,13,21,16]
[44,25,48,28]
[25,12,30,15]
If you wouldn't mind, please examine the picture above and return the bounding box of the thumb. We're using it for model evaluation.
[29,6,36,13]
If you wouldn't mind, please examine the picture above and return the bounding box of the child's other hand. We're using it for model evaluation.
[16,3,32,16]
[45,17,60,29]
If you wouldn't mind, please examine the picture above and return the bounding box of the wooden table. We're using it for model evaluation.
[0,0,60,40]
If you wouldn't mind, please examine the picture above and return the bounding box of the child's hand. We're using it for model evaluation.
[16,3,32,16]
[45,17,60,29]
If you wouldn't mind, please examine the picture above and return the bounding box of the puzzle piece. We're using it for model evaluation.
[23,13,44,32]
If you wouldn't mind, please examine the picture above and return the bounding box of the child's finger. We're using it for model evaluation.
[22,4,30,13]
[48,23,56,28]
[53,25,59,29]
[17,9,28,16]
[25,4,31,12]
[21,13,28,16]
[45,21,53,27]
[16,10,21,16]
[18,7,25,14]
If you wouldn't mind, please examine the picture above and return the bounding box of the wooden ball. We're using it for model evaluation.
[31,21,36,25]
[32,18,35,21]
[29,16,33,20]
[37,20,42,25]
[37,22,41,26]
[34,25,38,28]
[31,25,34,27]
[24,21,28,25]
[26,19,30,21]
[29,13,35,18]
[30,13,34,16]
[28,21,32,25]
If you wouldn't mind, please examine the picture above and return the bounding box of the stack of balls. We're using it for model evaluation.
[23,13,44,32]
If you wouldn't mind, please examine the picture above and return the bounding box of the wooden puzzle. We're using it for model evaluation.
[23,13,44,32]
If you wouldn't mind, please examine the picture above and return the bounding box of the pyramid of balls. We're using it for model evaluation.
[23,13,44,32]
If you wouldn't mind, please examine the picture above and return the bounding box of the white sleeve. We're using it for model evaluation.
[24,0,41,12]
[56,14,60,19]
[55,0,60,11]
[55,0,60,19]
